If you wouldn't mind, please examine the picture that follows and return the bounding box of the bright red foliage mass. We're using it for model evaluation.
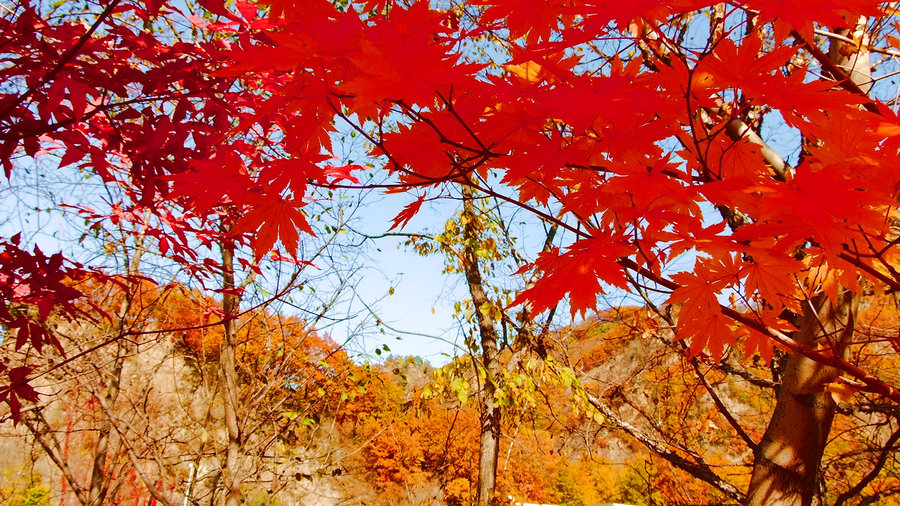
[3,0,900,458]
[214,0,900,395]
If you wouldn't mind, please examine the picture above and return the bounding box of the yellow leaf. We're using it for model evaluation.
[824,379,858,404]
[505,61,545,83]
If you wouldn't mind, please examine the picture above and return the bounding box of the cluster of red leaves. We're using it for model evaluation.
[0,234,91,422]
[5,0,900,418]
[1,0,351,261]
[0,0,309,420]
[222,0,899,367]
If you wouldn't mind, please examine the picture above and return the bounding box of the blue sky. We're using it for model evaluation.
[0,156,474,365]
[324,185,485,365]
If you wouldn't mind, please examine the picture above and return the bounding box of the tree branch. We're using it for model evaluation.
[586,392,746,503]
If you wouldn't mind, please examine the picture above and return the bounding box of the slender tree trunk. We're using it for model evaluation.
[746,16,870,506]
[461,186,502,506]
[87,341,124,504]
[88,236,145,505]
[219,240,243,506]
[23,414,92,504]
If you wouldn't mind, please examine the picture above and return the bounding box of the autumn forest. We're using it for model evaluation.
[2,0,900,504]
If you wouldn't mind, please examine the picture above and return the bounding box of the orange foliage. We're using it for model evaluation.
[64,277,900,504]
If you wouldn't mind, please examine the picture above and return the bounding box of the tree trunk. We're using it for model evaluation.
[219,240,243,506]
[88,237,145,505]
[87,340,124,505]
[746,17,870,505]
[747,292,858,505]
[461,185,502,506]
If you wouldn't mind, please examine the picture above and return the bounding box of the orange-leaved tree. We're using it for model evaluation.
[7,269,368,504]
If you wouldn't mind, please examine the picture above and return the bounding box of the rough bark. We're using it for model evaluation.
[461,185,502,506]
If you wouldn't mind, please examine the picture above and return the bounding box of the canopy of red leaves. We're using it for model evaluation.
[3,0,900,418]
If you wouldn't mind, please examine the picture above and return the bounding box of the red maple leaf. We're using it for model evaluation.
[513,237,633,318]
[232,197,315,260]
[0,366,40,425]
[389,195,426,231]
[668,254,742,359]
[166,157,254,214]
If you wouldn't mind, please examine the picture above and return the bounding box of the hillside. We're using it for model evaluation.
[2,300,899,505]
